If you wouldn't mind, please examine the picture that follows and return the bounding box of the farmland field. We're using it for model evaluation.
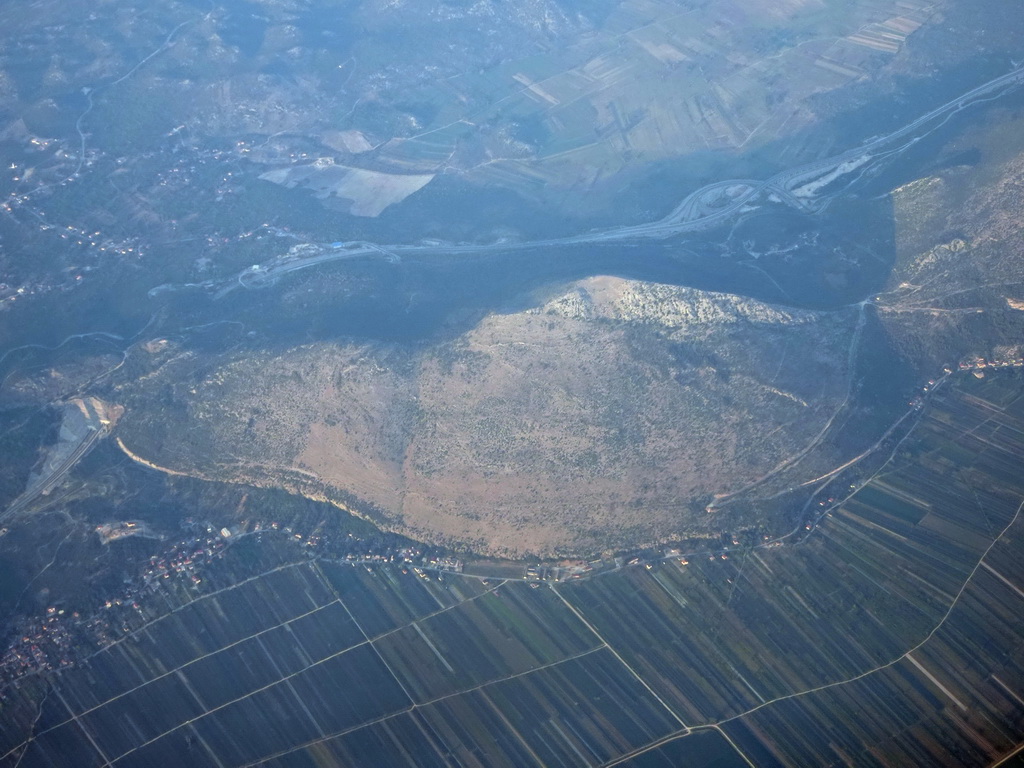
[3,372,1024,766]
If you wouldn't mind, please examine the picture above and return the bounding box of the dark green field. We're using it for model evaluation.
[2,372,1024,766]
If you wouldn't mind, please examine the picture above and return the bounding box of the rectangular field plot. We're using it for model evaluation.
[374,582,600,701]
[279,599,363,660]
[79,672,207,759]
[181,633,312,711]
[285,644,411,735]
[417,648,681,767]
[259,647,684,767]
[415,691,552,768]
[115,644,411,767]
[317,561,490,638]
[55,562,338,715]
[179,561,336,651]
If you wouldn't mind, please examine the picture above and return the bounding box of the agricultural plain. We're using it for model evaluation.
[4,372,1024,766]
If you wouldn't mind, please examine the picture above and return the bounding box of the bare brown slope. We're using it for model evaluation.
[116,277,857,556]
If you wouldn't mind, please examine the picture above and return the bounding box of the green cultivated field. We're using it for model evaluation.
[2,373,1024,766]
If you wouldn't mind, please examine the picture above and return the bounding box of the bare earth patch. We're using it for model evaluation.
[259,162,433,217]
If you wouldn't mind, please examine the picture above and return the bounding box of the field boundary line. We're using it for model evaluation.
[0,563,323,762]
[712,724,758,768]
[5,571,503,764]
[103,625,389,763]
[991,740,1024,767]
[551,586,690,730]
[598,722,759,768]
[332,582,420,708]
[85,561,309,660]
[239,645,608,767]
[53,688,115,768]
[709,496,1024,727]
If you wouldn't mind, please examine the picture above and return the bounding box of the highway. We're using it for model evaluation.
[1,399,112,523]
[0,429,101,523]
[196,65,1024,298]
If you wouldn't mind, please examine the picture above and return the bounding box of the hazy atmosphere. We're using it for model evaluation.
[1,0,1024,765]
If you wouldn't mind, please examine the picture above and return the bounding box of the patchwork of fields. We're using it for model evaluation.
[345,0,948,205]
[2,372,1024,766]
